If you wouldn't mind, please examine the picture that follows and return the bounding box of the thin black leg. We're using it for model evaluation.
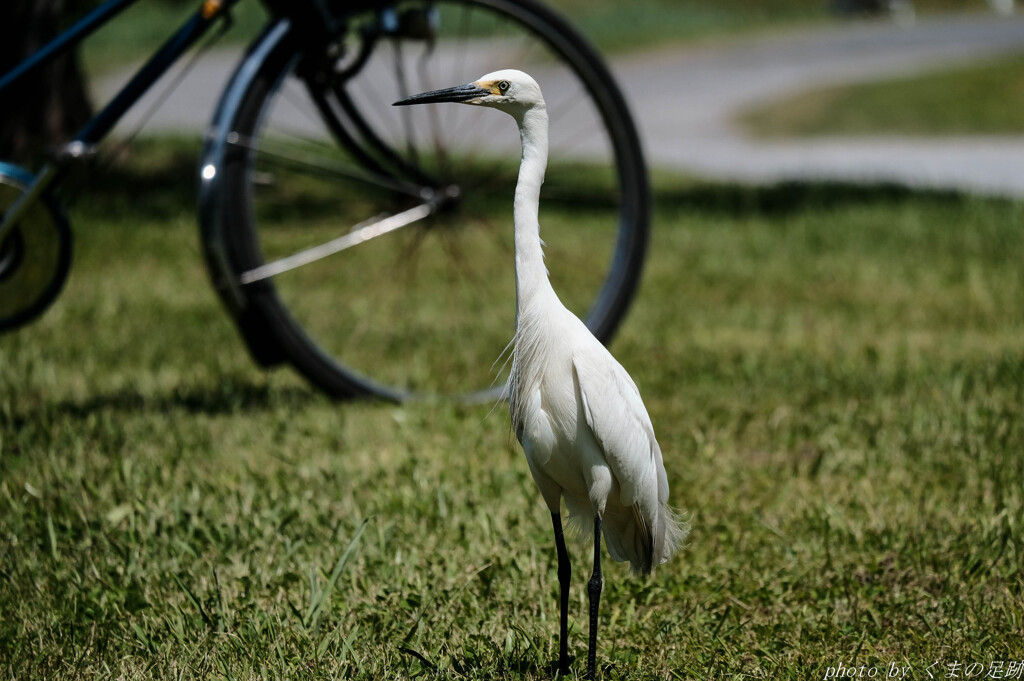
[586,514,603,680]
[551,512,571,676]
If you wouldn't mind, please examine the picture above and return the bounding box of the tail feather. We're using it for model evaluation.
[612,503,688,575]
[563,502,688,576]
[561,495,688,575]
[652,505,689,572]
[603,505,654,574]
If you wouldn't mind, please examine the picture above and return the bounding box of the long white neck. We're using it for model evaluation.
[513,105,553,316]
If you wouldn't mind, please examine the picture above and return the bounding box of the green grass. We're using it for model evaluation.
[739,51,1024,138]
[2,141,1024,678]
[543,0,824,53]
[79,1,270,74]
[74,0,1005,71]
[77,0,826,74]
[555,0,1020,52]
[74,0,1018,77]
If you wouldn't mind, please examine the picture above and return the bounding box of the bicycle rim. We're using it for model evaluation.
[223,0,649,400]
[0,164,72,333]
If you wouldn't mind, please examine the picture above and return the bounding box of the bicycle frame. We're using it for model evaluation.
[2,0,652,400]
[0,0,354,128]
[0,0,356,243]
[0,0,251,245]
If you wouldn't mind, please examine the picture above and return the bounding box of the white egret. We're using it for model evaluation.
[395,70,686,679]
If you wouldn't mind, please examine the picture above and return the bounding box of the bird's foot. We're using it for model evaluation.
[545,654,574,678]
[585,660,612,681]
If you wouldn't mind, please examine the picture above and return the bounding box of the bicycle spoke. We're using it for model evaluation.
[239,202,433,284]
[210,0,648,399]
[228,131,424,197]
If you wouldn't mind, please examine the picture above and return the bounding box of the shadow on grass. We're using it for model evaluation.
[67,138,386,223]
[652,178,979,219]
[65,137,993,225]
[445,649,568,679]
[4,377,322,431]
[56,139,202,222]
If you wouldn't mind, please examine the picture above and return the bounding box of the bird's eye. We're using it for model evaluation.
[498,80,510,93]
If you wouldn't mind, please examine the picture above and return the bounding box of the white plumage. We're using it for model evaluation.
[395,69,686,679]
[510,262,682,574]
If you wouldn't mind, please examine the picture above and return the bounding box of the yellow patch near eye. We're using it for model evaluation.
[478,80,504,95]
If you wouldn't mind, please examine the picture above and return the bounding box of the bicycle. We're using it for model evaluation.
[0,0,650,402]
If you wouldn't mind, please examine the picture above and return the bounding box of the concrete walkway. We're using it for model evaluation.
[97,12,1024,197]
[614,12,1024,196]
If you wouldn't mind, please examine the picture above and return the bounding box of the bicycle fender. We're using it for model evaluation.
[197,18,294,366]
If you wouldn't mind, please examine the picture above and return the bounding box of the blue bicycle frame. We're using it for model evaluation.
[0,0,253,245]
[0,0,245,147]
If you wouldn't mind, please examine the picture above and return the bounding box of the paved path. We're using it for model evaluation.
[97,12,1024,196]
[614,12,1024,196]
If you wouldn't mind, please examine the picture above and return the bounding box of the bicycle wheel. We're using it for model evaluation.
[210,0,649,401]
[0,163,72,333]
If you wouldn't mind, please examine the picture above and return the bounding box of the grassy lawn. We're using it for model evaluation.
[739,51,1024,138]
[552,0,1012,53]
[72,0,1017,77]
[73,0,1003,70]
[77,0,828,73]
[79,0,270,74]
[2,141,1024,678]
[538,0,822,53]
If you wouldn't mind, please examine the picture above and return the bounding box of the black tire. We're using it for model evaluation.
[217,0,650,401]
[0,165,72,334]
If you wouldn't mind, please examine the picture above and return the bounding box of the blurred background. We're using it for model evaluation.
[6,0,1024,191]
[2,1,1022,679]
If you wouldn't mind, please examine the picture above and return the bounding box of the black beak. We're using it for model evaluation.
[393,83,491,106]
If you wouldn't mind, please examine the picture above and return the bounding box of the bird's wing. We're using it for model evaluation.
[572,344,667,510]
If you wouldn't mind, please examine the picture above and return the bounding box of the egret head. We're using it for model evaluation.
[393,69,544,114]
